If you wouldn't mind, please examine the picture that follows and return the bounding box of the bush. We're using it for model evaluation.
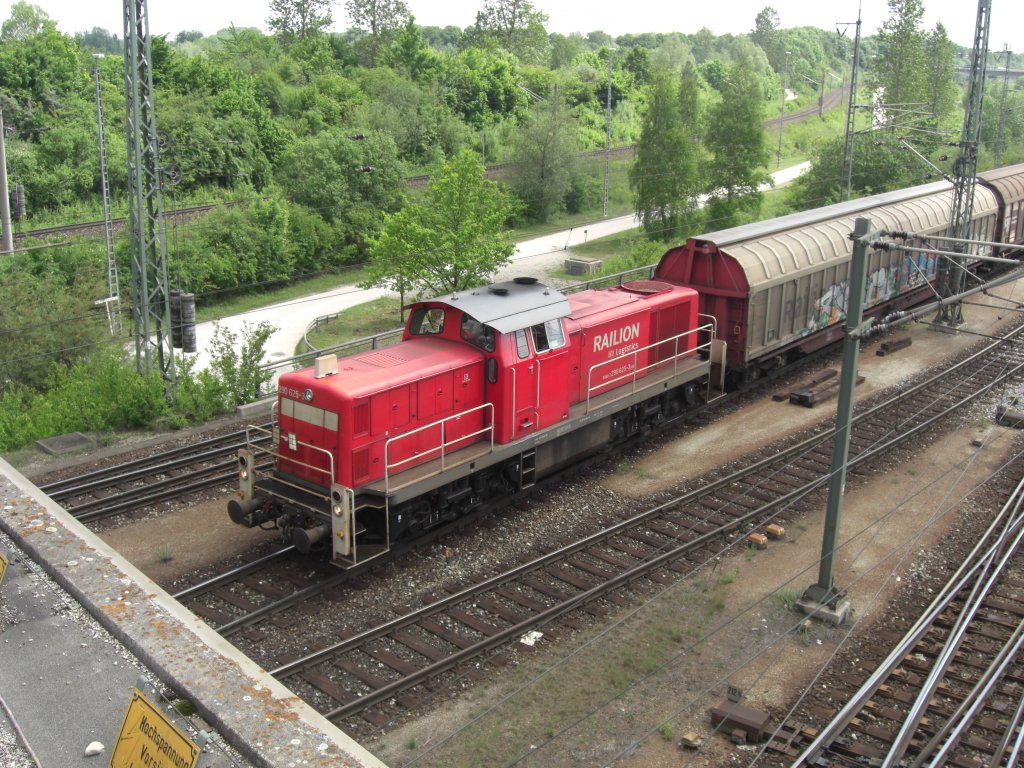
[599,237,669,275]
[0,351,169,452]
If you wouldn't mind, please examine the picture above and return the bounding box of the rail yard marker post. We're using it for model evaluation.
[797,216,876,625]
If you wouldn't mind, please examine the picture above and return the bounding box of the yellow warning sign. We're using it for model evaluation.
[109,689,199,768]
[0,550,7,588]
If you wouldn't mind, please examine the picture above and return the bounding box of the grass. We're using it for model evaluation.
[717,568,739,586]
[301,296,404,353]
[615,459,655,479]
[771,587,803,612]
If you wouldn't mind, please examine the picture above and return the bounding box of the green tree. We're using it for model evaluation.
[267,0,332,43]
[506,89,581,222]
[751,6,783,72]
[630,63,704,240]
[704,46,770,228]
[981,76,1024,165]
[440,47,526,129]
[384,18,439,81]
[174,198,296,294]
[204,321,277,405]
[174,30,204,44]
[363,150,520,299]
[871,0,927,114]
[275,129,404,258]
[78,27,121,53]
[1,1,49,39]
[344,0,410,65]
[354,67,472,165]
[0,245,110,393]
[623,46,652,86]
[923,23,959,121]
[474,0,550,65]
[786,133,920,210]
[0,3,85,110]
[549,33,581,70]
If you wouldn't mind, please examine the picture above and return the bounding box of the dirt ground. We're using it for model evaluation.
[58,287,1024,767]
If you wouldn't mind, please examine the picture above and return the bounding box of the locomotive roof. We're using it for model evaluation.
[430,278,572,333]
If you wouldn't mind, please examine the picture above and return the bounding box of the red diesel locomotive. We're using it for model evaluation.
[230,164,1024,568]
[230,277,720,567]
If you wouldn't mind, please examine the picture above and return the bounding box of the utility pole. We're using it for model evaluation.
[839,9,863,201]
[819,69,826,117]
[776,50,791,168]
[94,54,122,335]
[603,47,615,218]
[935,0,991,328]
[995,44,1011,167]
[123,0,175,394]
[0,109,13,254]
[797,217,873,626]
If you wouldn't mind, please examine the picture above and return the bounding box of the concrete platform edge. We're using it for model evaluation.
[0,457,386,768]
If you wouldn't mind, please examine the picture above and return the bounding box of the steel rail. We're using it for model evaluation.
[172,546,297,601]
[881,476,1024,766]
[912,622,1024,767]
[791,472,1024,767]
[39,425,267,496]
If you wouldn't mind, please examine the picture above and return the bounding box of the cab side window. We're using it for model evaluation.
[514,329,530,359]
[409,307,445,335]
[530,319,566,354]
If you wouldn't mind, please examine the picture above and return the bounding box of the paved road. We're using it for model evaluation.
[186,161,810,377]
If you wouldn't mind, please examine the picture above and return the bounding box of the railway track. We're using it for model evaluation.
[174,316,1024,736]
[762,450,1024,767]
[13,203,220,242]
[39,426,271,524]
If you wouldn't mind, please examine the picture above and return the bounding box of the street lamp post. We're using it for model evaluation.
[603,47,615,218]
[776,50,791,168]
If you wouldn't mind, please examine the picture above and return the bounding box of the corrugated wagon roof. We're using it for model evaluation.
[713,183,998,289]
[978,163,1024,206]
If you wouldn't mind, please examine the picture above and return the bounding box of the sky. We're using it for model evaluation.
[6,0,1021,52]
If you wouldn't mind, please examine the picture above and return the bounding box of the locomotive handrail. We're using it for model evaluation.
[584,321,716,413]
[245,423,336,488]
[383,403,496,493]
